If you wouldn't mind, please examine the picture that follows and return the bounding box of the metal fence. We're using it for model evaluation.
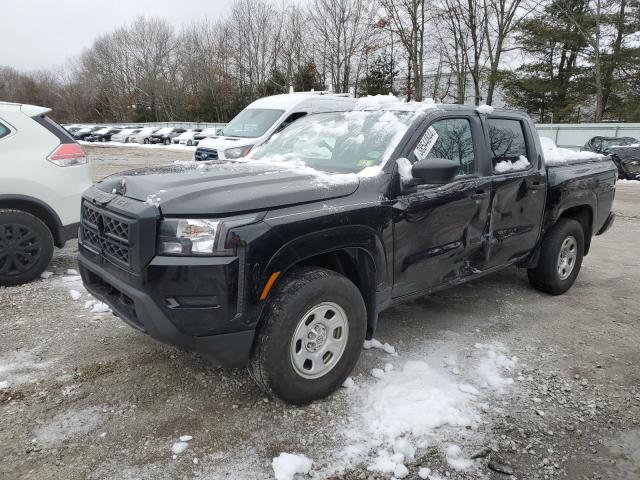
[68,120,640,151]
[535,123,640,150]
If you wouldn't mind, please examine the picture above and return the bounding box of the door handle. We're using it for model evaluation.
[470,190,490,200]
[528,181,545,190]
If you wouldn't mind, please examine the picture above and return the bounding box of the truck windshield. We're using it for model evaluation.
[220,109,284,138]
[250,110,415,173]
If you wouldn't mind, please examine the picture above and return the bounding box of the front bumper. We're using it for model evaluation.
[149,137,167,144]
[79,252,255,367]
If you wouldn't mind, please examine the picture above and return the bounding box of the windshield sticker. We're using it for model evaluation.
[414,127,439,161]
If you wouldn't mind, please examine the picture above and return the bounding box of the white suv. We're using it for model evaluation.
[195,92,356,161]
[0,102,92,286]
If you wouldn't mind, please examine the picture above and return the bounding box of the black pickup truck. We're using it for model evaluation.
[78,104,616,404]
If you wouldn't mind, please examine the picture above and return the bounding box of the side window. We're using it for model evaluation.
[0,121,9,139]
[487,118,530,174]
[275,112,307,134]
[414,118,476,176]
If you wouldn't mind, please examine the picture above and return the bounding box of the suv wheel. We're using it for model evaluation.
[0,209,54,287]
[528,218,584,295]
[248,267,366,404]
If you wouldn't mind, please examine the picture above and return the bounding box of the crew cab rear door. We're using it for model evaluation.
[483,115,546,268]
[391,114,493,298]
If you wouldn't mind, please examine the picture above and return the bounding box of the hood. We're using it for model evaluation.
[199,136,248,150]
[97,160,360,216]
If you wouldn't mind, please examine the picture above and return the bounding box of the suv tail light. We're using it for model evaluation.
[48,143,87,167]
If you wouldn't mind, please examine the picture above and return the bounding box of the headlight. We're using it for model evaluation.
[225,145,253,159]
[158,216,258,256]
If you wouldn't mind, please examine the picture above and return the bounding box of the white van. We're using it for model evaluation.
[194,92,356,161]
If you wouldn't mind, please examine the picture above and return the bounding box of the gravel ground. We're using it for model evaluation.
[1,145,639,480]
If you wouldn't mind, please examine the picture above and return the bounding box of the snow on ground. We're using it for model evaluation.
[319,341,519,478]
[33,405,106,448]
[272,453,313,480]
[79,140,195,152]
[618,179,640,185]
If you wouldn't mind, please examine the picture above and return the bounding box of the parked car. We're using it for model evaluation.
[195,92,356,161]
[127,127,159,144]
[173,129,201,145]
[65,125,84,134]
[110,128,141,143]
[150,127,187,145]
[72,126,102,141]
[608,144,640,180]
[85,127,122,142]
[192,127,220,146]
[78,103,616,404]
[0,102,92,286]
[582,135,638,154]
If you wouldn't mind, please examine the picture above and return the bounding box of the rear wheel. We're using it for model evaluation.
[248,267,366,404]
[528,218,584,295]
[143,138,150,144]
[164,138,170,145]
[187,140,192,146]
[0,209,54,287]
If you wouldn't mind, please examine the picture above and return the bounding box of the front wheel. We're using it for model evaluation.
[164,138,170,145]
[528,218,584,295]
[143,138,150,144]
[0,209,54,286]
[248,267,366,404]
[187,140,192,146]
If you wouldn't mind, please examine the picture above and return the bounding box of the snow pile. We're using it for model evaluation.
[618,179,640,185]
[363,338,398,356]
[84,299,111,314]
[474,343,518,392]
[494,155,530,173]
[272,453,313,480]
[445,444,473,471]
[330,342,519,478]
[69,289,82,301]
[396,157,414,183]
[543,146,603,166]
[355,94,402,110]
[476,104,494,114]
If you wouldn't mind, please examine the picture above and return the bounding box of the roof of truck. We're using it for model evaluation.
[247,92,356,110]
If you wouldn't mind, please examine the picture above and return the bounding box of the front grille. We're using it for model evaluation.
[81,202,132,266]
[195,147,218,161]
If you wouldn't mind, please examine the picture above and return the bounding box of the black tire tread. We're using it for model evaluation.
[528,218,584,295]
[247,267,366,404]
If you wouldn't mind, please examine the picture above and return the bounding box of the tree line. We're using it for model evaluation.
[1,0,638,124]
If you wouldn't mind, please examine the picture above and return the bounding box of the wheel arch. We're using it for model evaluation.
[557,204,593,254]
[260,226,390,339]
[0,195,64,247]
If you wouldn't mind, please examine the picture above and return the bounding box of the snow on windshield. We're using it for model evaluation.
[249,108,429,179]
[139,127,156,134]
[96,127,110,134]
[157,127,174,134]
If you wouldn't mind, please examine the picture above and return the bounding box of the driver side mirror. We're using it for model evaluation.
[411,158,460,184]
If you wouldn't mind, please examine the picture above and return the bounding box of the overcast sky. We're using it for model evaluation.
[0,0,236,71]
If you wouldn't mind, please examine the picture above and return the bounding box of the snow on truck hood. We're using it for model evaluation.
[97,160,361,216]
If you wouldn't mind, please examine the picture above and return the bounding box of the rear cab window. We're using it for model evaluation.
[487,118,530,174]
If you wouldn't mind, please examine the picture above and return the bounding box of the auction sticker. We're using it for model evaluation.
[414,126,439,161]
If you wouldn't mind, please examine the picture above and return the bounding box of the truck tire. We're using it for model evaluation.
[248,267,367,404]
[0,209,54,287]
[527,218,584,295]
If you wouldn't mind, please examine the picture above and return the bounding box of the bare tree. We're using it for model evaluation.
[307,0,376,93]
